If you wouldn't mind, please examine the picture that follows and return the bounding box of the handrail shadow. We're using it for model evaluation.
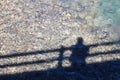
[0,39,119,59]
[0,37,120,80]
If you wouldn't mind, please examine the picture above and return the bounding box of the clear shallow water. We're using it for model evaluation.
[98,0,120,40]
[58,0,120,25]
[99,0,120,25]
[56,0,120,39]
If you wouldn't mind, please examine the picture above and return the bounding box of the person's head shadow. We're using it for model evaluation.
[76,37,84,45]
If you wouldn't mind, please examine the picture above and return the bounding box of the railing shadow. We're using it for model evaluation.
[0,37,120,80]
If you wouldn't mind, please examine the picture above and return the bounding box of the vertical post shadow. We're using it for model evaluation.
[57,45,65,68]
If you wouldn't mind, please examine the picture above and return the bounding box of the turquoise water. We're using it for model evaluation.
[99,0,120,25]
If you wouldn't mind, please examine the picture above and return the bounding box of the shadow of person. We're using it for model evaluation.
[69,37,89,71]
